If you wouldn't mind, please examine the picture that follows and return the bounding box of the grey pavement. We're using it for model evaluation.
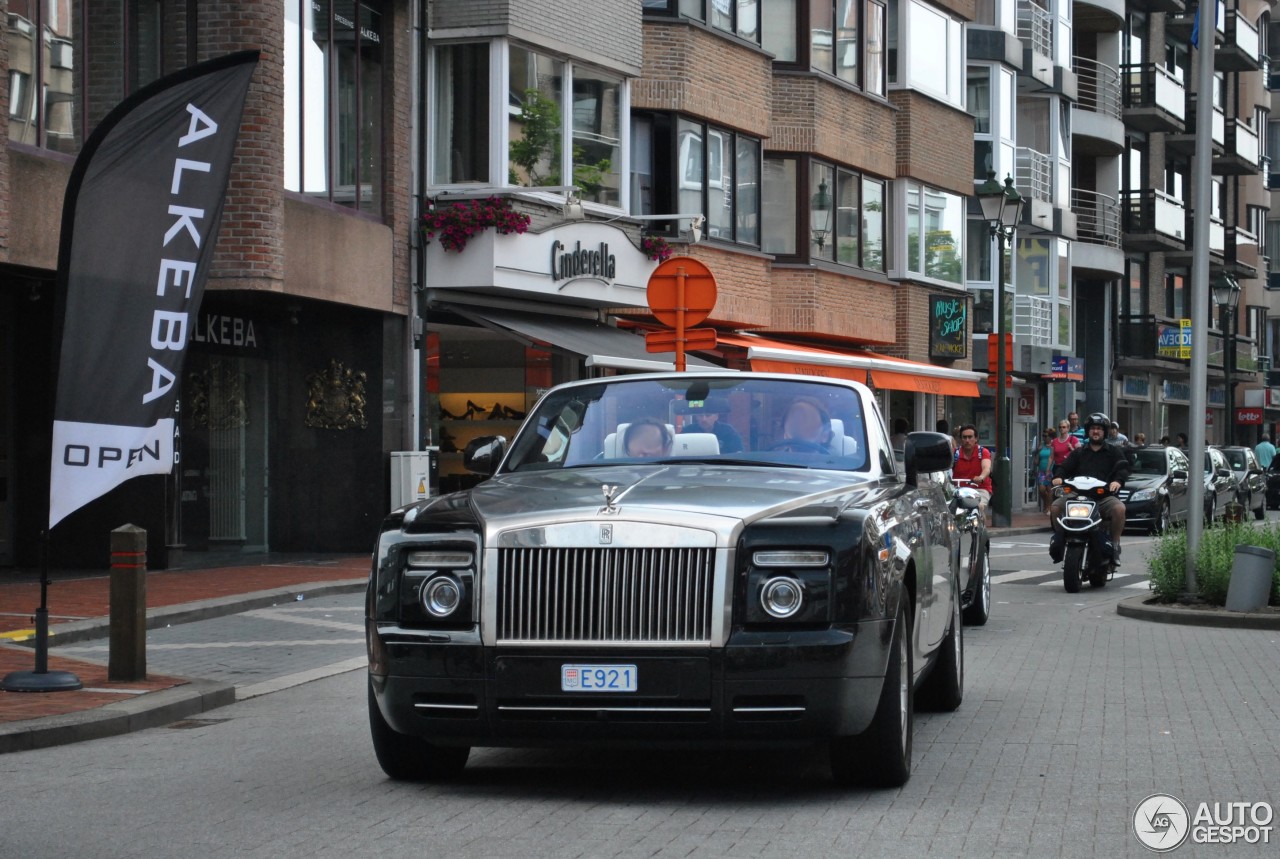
[1,560,1278,857]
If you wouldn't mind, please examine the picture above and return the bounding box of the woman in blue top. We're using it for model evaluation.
[1035,427,1055,513]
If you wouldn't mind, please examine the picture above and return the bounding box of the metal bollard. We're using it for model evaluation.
[109,524,147,681]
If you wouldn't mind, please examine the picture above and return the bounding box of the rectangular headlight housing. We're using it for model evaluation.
[406,550,474,568]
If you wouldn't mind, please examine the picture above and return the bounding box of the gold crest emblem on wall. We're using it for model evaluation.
[305,359,368,430]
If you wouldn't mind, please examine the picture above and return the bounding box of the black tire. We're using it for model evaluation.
[961,541,991,626]
[919,580,963,712]
[1088,561,1108,588]
[1206,497,1216,524]
[1254,495,1266,520]
[368,677,470,781]
[831,599,913,788]
[1152,501,1170,535]
[1063,544,1084,593]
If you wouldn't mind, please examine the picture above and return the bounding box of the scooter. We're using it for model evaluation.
[1052,476,1117,593]
[952,478,991,624]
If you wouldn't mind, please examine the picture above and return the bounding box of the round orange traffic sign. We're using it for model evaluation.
[646,257,717,328]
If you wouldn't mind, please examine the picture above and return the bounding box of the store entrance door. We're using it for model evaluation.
[185,355,269,552]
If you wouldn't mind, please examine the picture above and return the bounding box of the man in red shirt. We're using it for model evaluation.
[952,424,993,513]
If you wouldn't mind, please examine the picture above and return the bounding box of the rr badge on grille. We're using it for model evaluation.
[599,524,613,544]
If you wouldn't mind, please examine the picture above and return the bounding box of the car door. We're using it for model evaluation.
[1166,448,1190,523]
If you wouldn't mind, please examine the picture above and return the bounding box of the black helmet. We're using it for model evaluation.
[1084,412,1110,431]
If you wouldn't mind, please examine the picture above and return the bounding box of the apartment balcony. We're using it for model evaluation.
[1072,56,1124,154]
[1122,189,1187,252]
[1116,315,1230,372]
[1165,215,1226,267]
[1013,294,1054,346]
[1217,8,1261,72]
[1125,0,1183,14]
[1071,189,1124,277]
[1267,56,1280,91]
[1122,63,1186,133]
[1167,0,1225,43]
[1225,225,1260,280]
[1016,0,1057,89]
[1214,119,1261,175]
[1166,94,1226,158]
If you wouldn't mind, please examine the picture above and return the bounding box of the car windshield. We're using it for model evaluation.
[1221,449,1247,470]
[1129,450,1167,475]
[501,376,873,473]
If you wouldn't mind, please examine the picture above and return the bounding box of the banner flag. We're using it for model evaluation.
[48,51,259,529]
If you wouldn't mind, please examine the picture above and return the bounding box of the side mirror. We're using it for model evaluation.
[1171,469,1188,481]
[463,435,507,476]
[905,431,954,485]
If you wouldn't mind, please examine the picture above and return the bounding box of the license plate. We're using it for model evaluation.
[561,664,637,693]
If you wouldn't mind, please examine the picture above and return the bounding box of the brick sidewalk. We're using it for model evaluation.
[0,555,368,734]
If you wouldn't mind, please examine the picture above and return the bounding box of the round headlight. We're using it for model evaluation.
[760,576,804,619]
[421,576,462,618]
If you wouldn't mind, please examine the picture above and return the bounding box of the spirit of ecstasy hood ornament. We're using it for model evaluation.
[600,484,620,515]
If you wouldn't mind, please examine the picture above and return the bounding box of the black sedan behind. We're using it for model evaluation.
[1118,446,1191,534]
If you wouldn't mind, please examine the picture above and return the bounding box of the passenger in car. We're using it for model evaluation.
[623,417,673,458]
[781,396,834,451]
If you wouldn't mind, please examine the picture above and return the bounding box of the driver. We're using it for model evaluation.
[1050,411,1129,562]
[780,397,834,451]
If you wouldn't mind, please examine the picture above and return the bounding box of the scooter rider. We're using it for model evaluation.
[1049,412,1130,562]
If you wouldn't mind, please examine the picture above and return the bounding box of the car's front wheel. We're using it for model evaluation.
[1152,501,1170,535]
[919,579,963,712]
[368,677,470,781]
[831,599,913,788]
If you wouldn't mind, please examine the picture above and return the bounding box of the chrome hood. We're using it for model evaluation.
[462,464,884,528]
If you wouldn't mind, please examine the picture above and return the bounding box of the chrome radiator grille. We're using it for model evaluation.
[497,547,715,644]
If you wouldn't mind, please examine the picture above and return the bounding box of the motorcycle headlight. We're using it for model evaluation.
[1065,501,1094,518]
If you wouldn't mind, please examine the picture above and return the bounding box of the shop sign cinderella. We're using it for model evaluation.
[424,222,657,308]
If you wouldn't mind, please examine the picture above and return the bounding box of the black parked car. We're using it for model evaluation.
[1267,461,1280,510]
[367,372,963,788]
[1117,445,1191,534]
[1202,447,1239,523]
[1214,446,1267,520]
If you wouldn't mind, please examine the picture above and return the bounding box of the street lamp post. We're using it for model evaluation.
[1213,274,1241,445]
[977,172,1025,528]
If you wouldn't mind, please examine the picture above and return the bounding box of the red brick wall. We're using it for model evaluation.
[634,21,772,136]
[770,75,896,179]
[768,269,897,344]
[890,90,975,195]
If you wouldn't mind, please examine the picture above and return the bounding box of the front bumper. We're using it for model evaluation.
[1122,497,1161,529]
[370,620,894,747]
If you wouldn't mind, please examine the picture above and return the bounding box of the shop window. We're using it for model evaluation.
[285,0,386,214]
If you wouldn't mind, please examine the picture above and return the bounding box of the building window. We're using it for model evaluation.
[887,0,963,106]
[762,156,885,269]
[644,0,762,43]
[634,114,760,245]
[431,41,624,208]
[1165,272,1187,319]
[285,0,386,214]
[762,0,886,94]
[904,181,964,284]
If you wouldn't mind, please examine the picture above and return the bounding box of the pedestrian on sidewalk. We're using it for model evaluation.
[1035,427,1056,513]
[1255,433,1276,469]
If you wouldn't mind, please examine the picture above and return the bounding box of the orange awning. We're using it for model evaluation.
[717,333,981,398]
